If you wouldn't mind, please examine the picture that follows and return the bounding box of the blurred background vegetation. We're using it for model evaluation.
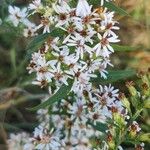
[0,0,149,149]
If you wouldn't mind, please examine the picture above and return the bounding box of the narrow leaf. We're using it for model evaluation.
[112,44,136,52]
[27,79,73,111]
[89,121,108,133]
[88,0,129,16]
[91,70,136,85]
[144,98,150,108]
[10,48,17,73]
[26,28,66,54]
[139,133,150,142]
[104,1,129,16]
[26,33,50,52]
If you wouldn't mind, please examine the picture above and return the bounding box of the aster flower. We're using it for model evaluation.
[49,63,69,86]
[7,133,33,150]
[93,33,120,56]
[71,71,96,95]
[8,6,28,27]
[29,0,42,12]
[36,16,54,33]
[76,0,92,17]
[100,11,119,37]
[32,77,49,88]
[67,33,92,59]
[53,2,75,27]
[51,46,70,65]
[129,121,141,134]
[88,109,107,125]
[23,20,38,37]
[68,98,88,124]
[45,37,60,51]
[33,126,61,150]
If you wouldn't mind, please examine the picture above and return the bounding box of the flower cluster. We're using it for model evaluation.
[6,0,148,150]
[8,84,129,150]
[7,1,120,94]
[24,0,120,96]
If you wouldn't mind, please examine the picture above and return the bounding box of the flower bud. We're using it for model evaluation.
[143,99,150,108]
[126,81,137,97]
[129,121,141,138]
[135,143,144,150]
[107,133,115,149]
[111,106,125,127]
[119,92,130,111]
[139,133,150,142]
[141,83,150,97]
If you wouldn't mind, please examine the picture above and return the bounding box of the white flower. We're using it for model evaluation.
[33,126,61,150]
[90,85,121,118]
[101,11,119,36]
[53,2,75,27]
[7,132,33,150]
[87,58,102,73]
[93,33,120,56]
[36,61,54,82]
[51,115,65,129]
[23,24,37,37]
[29,0,42,12]
[37,109,50,126]
[89,109,107,125]
[8,6,28,27]
[45,37,60,51]
[36,16,54,33]
[68,98,88,124]
[129,121,141,133]
[67,33,92,59]
[32,78,49,88]
[76,0,92,17]
[49,63,69,85]
[51,46,70,65]
[71,71,96,96]
[99,66,108,79]
[104,84,119,97]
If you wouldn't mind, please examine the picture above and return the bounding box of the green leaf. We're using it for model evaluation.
[26,28,66,58]
[27,79,73,111]
[3,122,38,132]
[91,70,136,85]
[89,121,108,133]
[88,0,129,16]
[104,1,129,16]
[10,48,17,74]
[70,0,129,16]
[26,33,50,52]
[111,44,136,52]
[143,98,150,108]
[138,133,150,142]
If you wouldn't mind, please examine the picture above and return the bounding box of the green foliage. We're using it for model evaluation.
[70,0,129,16]
[111,44,136,52]
[103,1,129,16]
[91,70,136,85]
[88,0,129,16]
[26,28,66,58]
[28,79,73,111]
[89,121,108,133]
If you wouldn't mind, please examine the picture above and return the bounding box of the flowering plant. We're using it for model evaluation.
[3,0,150,150]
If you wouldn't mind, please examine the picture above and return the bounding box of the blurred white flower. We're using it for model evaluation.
[8,6,28,27]
[33,126,61,150]
[76,0,92,17]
